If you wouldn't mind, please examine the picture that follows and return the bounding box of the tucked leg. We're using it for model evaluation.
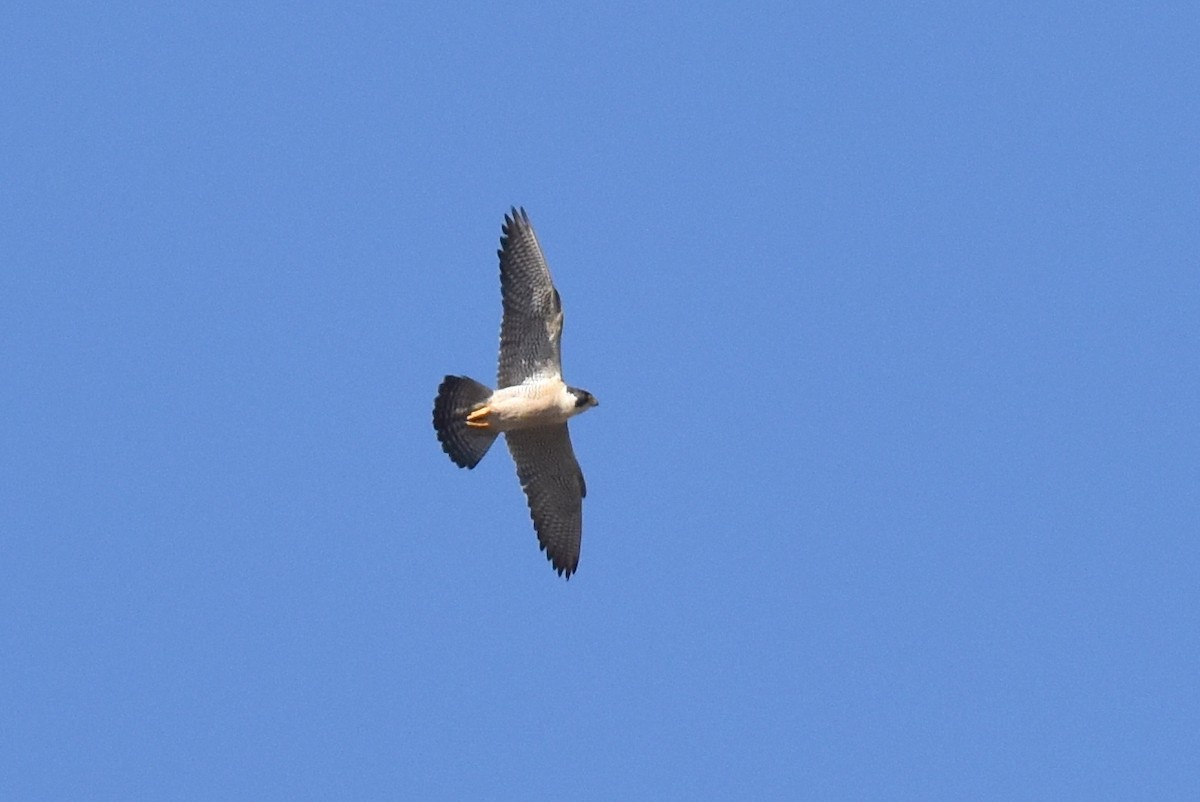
[465,404,492,429]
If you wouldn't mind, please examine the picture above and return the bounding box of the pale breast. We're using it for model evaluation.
[487,380,574,431]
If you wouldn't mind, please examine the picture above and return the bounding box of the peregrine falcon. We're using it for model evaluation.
[433,208,599,578]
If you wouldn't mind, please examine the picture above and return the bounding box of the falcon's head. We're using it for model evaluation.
[568,387,599,412]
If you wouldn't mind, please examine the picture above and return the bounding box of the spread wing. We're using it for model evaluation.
[505,425,586,578]
[497,208,563,388]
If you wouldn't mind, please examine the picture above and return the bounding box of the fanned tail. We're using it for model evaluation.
[432,375,498,469]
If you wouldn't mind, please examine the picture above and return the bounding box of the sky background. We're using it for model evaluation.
[2,2,1197,799]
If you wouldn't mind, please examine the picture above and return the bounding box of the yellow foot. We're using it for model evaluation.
[465,405,492,429]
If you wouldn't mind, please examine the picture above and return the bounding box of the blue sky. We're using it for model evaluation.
[3,2,1197,798]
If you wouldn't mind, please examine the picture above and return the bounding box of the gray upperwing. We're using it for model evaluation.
[497,208,564,387]
[505,424,585,578]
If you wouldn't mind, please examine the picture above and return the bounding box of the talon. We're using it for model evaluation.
[465,405,492,428]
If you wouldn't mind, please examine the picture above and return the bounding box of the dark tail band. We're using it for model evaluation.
[432,375,498,469]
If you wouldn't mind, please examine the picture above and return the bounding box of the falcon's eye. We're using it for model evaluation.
[574,392,592,408]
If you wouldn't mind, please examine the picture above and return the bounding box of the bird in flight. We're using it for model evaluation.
[433,208,599,578]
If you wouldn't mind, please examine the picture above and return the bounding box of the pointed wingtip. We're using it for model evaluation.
[539,541,578,580]
[503,206,530,229]
[553,553,579,580]
[499,206,536,258]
